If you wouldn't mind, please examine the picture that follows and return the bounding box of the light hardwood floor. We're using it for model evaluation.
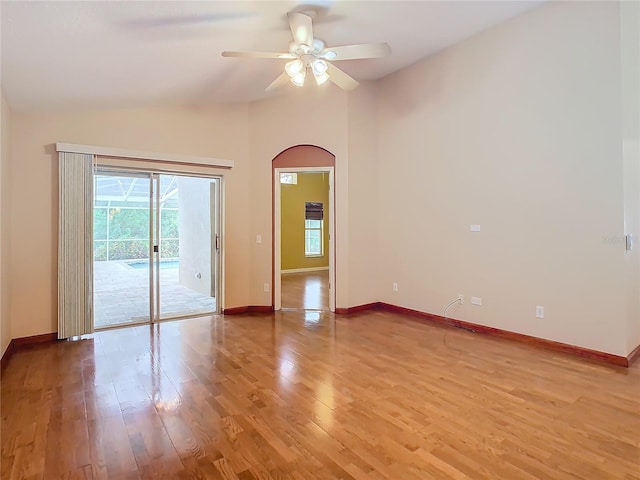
[1,309,639,479]
[281,271,329,310]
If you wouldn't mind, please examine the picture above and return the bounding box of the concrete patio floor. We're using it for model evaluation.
[94,260,216,328]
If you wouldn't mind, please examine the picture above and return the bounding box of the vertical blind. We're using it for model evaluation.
[58,152,94,339]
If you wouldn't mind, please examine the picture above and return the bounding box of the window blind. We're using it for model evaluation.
[305,202,324,221]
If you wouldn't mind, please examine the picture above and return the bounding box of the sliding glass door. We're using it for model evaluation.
[156,174,219,320]
[93,170,220,329]
[93,172,153,328]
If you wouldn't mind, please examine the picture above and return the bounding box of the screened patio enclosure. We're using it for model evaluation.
[93,172,219,328]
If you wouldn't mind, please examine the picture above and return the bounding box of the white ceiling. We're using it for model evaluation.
[1,1,543,112]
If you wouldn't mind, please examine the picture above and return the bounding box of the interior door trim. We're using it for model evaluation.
[273,167,335,312]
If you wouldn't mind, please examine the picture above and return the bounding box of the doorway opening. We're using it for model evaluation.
[273,166,335,312]
[278,172,331,310]
[93,170,221,329]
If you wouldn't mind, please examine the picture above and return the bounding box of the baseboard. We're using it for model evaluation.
[281,267,329,274]
[628,343,640,367]
[1,332,58,371]
[335,302,383,315]
[377,303,629,367]
[12,332,58,346]
[335,301,630,367]
[222,305,274,315]
[1,340,16,372]
[2,313,634,369]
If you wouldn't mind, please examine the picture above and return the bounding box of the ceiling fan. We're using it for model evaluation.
[222,11,391,92]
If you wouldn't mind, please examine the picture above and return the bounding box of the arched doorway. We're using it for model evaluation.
[272,145,336,311]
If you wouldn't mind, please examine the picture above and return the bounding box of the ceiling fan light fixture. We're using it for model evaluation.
[285,59,304,78]
[222,10,390,93]
[313,71,330,86]
[323,50,337,60]
[312,38,325,52]
[311,59,328,76]
[291,69,306,87]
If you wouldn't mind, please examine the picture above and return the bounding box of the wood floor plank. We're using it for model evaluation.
[2,288,639,479]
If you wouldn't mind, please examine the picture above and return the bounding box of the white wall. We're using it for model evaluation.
[376,1,630,356]
[1,92,12,355]
[177,176,213,297]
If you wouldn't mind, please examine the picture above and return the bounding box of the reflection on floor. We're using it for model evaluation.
[94,261,216,328]
[281,270,329,310]
[4,311,638,479]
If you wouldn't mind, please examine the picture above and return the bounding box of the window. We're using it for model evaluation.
[305,202,323,256]
[305,220,322,256]
[280,172,297,184]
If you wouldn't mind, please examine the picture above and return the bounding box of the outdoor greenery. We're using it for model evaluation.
[94,207,179,261]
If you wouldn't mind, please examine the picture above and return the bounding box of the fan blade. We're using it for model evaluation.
[287,12,313,47]
[322,43,391,61]
[265,72,291,92]
[222,51,296,59]
[326,63,359,91]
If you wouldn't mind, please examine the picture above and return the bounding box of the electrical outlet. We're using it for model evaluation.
[392,282,399,292]
[471,297,482,306]
[263,283,269,293]
[457,294,464,304]
[536,306,544,318]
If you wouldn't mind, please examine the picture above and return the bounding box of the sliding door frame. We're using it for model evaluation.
[93,169,154,329]
[93,165,224,328]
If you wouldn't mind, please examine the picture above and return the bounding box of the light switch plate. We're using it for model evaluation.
[470,225,481,232]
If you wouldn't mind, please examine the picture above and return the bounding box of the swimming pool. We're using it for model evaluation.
[127,260,179,270]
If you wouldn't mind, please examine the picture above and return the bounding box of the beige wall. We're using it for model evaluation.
[376,1,631,356]
[4,0,638,358]
[346,82,382,307]
[281,172,330,271]
[621,0,640,353]
[246,83,382,309]
[1,92,12,355]
[248,85,350,307]
[9,105,249,338]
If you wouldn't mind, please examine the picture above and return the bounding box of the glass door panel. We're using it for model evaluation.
[155,174,218,320]
[93,172,152,329]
